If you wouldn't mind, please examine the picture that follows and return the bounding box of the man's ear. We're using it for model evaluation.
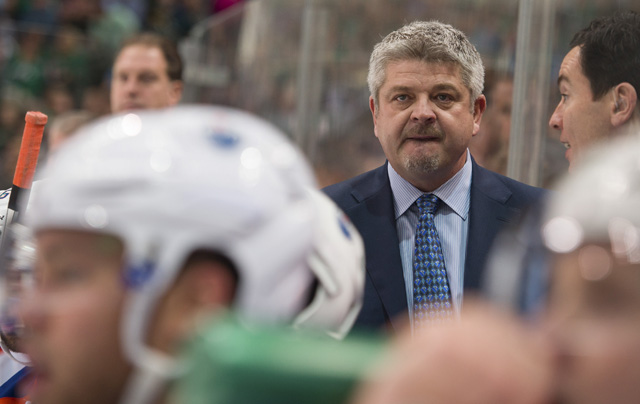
[183,259,236,309]
[370,96,379,138]
[611,82,637,127]
[169,80,184,106]
[147,258,237,353]
[472,94,487,136]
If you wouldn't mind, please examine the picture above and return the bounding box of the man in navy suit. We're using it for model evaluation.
[325,20,546,333]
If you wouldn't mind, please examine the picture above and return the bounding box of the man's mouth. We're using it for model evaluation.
[407,135,441,141]
[122,103,143,110]
[404,125,444,141]
[562,142,571,149]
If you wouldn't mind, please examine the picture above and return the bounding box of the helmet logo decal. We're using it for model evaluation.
[209,130,240,149]
[123,259,155,289]
[338,215,352,240]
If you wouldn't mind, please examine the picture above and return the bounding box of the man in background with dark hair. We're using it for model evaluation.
[110,32,183,113]
[549,10,640,171]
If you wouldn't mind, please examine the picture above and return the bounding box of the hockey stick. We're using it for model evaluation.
[0,111,47,364]
[1,111,48,235]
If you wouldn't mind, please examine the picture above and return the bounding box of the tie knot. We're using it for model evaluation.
[416,194,439,214]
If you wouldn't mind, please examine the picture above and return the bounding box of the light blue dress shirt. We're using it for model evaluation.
[388,149,472,324]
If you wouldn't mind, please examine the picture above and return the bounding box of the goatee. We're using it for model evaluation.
[402,124,443,174]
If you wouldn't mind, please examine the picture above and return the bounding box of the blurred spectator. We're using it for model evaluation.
[43,83,74,117]
[314,112,385,188]
[101,0,147,22]
[88,1,140,55]
[0,97,24,151]
[469,70,514,175]
[1,131,20,189]
[110,32,183,112]
[82,84,111,117]
[0,98,26,188]
[45,25,89,105]
[1,29,46,101]
[58,0,101,32]
[16,0,56,34]
[146,0,209,42]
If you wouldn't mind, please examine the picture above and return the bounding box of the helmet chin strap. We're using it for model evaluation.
[118,347,183,404]
[0,338,30,366]
[117,244,184,404]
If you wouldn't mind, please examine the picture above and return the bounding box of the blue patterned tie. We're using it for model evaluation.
[412,194,453,327]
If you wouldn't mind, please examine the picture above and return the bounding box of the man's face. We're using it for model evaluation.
[20,230,131,404]
[549,47,612,171]
[371,60,485,191]
[110,44,182,113]
[545,246,640,404]
[487,79,514,147]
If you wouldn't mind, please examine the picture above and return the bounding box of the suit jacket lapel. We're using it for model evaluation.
[347,164,408,330]
[465,161,519,291]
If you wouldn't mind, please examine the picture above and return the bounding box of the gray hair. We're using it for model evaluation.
[368,20,484,109]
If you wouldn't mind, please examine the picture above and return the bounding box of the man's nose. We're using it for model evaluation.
[549,104,563,131]
[19,288,46,334]
[411,97,436,124]
[123,78,140,94]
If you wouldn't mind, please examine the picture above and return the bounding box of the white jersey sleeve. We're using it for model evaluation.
[0,189,11,240]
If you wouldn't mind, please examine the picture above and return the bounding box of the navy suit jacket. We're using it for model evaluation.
[324,159,547,333]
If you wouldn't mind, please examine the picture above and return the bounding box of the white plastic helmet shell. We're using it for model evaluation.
[25,105,365,391]
[543,133,640,261]
[294,189,365,339]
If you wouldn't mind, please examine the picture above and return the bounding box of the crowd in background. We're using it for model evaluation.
[0,0,243,188]
[0,0,635,189]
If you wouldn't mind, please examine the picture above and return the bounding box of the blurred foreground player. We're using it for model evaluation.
[1,105,364,404]
[539,133,640,404]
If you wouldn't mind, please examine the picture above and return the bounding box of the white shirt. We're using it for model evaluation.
[388,150,472,323]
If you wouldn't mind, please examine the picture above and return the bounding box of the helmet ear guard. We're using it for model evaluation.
[543,134,640,256]
[292,190,365,339]
[485,133,640,319]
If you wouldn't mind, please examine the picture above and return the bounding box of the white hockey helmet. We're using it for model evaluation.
[542,133,640,261]
[23,105,365,399]
[484,132,640,317]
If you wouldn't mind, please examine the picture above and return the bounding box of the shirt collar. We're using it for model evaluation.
[388,149,472,220]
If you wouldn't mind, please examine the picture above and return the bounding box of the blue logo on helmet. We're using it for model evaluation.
[123,260,155,289]
[209,131,240,149]
[338,216,352,240]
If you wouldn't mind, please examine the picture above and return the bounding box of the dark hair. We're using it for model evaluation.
[570,10,640,100]
[118,32,183,81]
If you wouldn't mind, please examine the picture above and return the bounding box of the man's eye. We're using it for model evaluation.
[436,94,453,102]
[51,268,86,285]
[395,95,409,102]
[139,74,157,84]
